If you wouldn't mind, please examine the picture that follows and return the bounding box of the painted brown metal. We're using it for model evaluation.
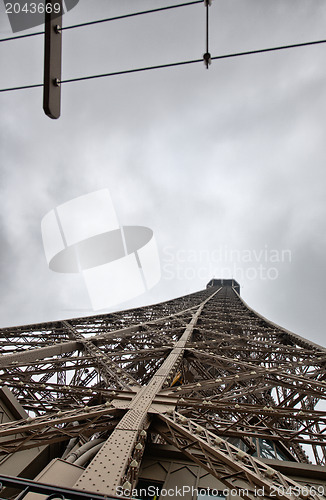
[153,411,320,500]
[0,282,325,498]
[43,0,62,119]
[73,290,219,495]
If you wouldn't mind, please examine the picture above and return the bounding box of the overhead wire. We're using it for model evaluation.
[59,0,204,32]
[0,30,44,43]
[1,38,326,93]
[203,0,211,68]
[0,0,203,43]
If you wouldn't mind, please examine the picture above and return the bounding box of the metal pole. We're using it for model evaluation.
[43,0,62,119]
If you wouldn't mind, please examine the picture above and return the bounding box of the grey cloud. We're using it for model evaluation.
[0,0,325,349]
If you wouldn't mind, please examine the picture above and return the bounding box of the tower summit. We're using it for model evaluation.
[0,280,325,499]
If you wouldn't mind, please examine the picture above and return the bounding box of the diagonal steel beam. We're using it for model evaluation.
[63,321,141,390]
[72,289,221,497]
[153,411,325,500]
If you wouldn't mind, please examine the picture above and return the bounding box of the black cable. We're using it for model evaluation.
[0,30,44,43]
[203,0,211,68]
[0,1,203,43]
[206,3,209,55]
[51,38,326,84]
[1,38,326,93]
[0,58,201,92]
[0,83,43,92]
[60,1,203,32]
[211,38,326,60]
[60,58,202,84]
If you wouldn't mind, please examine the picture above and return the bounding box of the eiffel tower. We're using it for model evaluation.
[0,279,325,500]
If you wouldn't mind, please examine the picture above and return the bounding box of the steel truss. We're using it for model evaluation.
[0,282,325,498]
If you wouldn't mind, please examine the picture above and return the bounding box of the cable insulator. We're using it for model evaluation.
[203,52,211,68]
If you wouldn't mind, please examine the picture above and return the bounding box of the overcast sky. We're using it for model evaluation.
[0,0,325,347]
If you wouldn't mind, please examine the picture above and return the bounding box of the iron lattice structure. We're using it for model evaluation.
[0,279,325,499]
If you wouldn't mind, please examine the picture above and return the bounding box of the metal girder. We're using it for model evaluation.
[0,281,326,497]
[153,411,325,500]
[72,290,220,496]
[0,474,128,500]
[63,321,141,390]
